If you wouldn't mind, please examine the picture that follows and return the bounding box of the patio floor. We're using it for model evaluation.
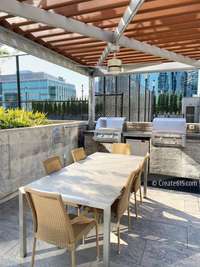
[1,187,200,267]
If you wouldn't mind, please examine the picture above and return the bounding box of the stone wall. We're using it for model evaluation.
[0,121,87,200]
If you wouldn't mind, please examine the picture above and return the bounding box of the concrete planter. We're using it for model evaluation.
[0,121,87,201]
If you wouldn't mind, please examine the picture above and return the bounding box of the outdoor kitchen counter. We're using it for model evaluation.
[124,131,200,179]
[84,129,200,179]
[150,137,200,179]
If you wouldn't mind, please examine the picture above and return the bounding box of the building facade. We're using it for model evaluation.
[0,71,76,108]
[182,97,200,123]
[154,71,198,97]
[95,70,198,97]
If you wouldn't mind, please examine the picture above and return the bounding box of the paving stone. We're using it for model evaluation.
[110,234,146,266]
[1,188,200,267]
[131,218,188,245]
[188,225,200,250]
[141,240,200,267]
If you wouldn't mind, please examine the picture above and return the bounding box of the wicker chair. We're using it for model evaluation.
[111,143,132,155]
[71,147,87,162]
[131,153,150,218]
[43,156,80,214]
[111,167,140,254]
[43,156,62,175]
[87,168,140,255]
[25,188,99,267]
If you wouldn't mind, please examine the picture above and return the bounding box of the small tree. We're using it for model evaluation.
[36,102,41,112]
[173,94,178,113]
[152,94,156,115]
[44,101,48,114]
[62,102,66,118]
[71,99,75,116]
[57,102,62,117]
[53,102,57,116]
[32,102,36,112]
[159,93,166,114]
[164,93,169,113]
[178,94,182,114]
[48,102,53,115]
[169,94,174,114]
[157,94,161,114]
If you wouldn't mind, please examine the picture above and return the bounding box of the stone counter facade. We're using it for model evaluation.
[150,139,200,179]
[0,121,87,200]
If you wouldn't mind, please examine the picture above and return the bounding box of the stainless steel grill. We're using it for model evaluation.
[152,118,186,147]
[93,117,126,143]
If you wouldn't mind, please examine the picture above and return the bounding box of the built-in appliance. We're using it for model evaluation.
[152,118,186,147]
[126,139,150,156]
[93,117,126,143]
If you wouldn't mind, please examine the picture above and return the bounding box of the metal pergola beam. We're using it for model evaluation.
[118,36,200,68]
[93,62,196,77]
[97,0,145,65]
[0,26,89,76]
[1,0,200,69]
[88,75,95,128]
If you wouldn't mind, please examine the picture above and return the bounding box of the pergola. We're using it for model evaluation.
[0,0,200,126]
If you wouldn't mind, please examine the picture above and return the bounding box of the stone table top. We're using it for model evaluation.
[21,152,144,210]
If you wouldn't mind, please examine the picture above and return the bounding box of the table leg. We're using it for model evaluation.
[19,190,27,257]
[103,206,111,267]
[143,159,149,198]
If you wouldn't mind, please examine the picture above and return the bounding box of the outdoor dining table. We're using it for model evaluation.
[19,152,148,267]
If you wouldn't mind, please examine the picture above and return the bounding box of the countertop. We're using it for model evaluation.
[84,130,152,138]
[123,131,152,138]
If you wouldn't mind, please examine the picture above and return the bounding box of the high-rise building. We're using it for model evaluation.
[158,72,169,94]
[186,71,198,97]
[140,70,198,97]
[95,71,199,97]
[0,71,76,108]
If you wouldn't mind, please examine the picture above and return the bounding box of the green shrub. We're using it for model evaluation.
[0,108,48,129]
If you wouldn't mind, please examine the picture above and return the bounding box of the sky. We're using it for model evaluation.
[0,46,89,98]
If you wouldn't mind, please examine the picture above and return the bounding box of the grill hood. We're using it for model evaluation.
[94,117,126,143]
[152,118,186,134]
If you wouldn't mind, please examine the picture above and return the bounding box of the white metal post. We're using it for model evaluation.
[98,0,145,65]
[88,76,95,129]
[103,206,111,267]
[143,159,149,198]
